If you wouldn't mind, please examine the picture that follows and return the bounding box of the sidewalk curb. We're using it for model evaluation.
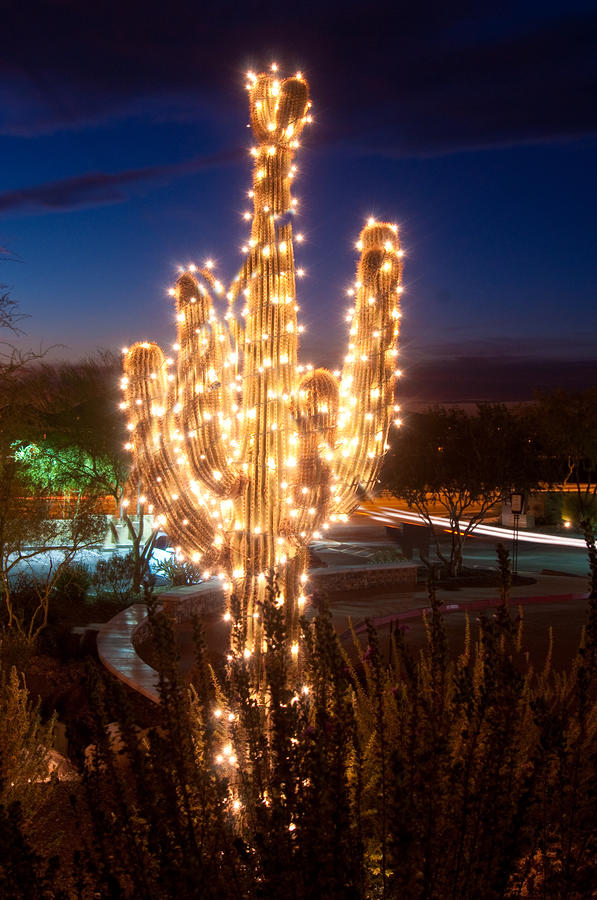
[342,592,589,640]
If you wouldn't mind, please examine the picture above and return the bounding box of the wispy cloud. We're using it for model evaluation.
[401,354,597,405]
[408,335,597,362]
[0,149,241,215]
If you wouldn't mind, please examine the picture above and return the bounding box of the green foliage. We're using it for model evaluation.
[13,440,119,498]
[154,556,203,586]
[17,355,130,501]
[91,553,135,603]
[0,356,109,645]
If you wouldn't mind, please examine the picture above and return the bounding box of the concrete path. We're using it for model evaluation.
[97,604,160,704]
[97,512,592,701]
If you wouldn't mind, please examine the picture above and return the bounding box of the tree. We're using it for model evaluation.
[0,251,28,335]
[18,354,130,504]
[381,404,539,576]
[0,352,110,644]
[532,389,597,596]
[0,281,124,643]
[0,290,27,335]
[0,427,106,644]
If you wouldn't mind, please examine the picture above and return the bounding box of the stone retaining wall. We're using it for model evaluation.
[159,583,226,623]
[131,582,226,650]
[309,563,417,598]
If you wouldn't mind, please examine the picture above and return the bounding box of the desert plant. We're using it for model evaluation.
[91,553,135,603]
[0,664,56,830]
[50,562,91,607]
[16,552,597,897]
[154,557,203,586]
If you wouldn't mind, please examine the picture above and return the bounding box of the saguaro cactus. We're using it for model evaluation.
[122,67,402,655]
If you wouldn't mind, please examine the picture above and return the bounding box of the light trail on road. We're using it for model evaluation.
[360,505,587,549]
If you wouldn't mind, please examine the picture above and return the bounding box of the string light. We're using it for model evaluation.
[122,65,402,655]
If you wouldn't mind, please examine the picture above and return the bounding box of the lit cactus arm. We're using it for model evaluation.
[331,222,402,514]
[122,342,217,556]
[173,271,240,496]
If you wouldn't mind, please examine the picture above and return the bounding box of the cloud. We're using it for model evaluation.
[401,355,597,405]
[409,335,597,362]
[1,2,596,154]
[0,150,241,215]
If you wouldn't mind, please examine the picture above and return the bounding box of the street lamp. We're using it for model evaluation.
[510,492,524,576]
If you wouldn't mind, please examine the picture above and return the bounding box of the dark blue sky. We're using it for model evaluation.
[1,0,596,402]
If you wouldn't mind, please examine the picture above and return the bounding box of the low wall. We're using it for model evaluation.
[309,562,418,598]
[97,604,160,704]
[159,583,226,623]
[130,582,226,650]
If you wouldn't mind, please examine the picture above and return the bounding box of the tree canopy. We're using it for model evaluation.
[2,354,130,501]
[381,404,540,575]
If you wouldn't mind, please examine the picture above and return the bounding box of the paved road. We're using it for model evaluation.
[320,515,593,672]
[458,531,590,578]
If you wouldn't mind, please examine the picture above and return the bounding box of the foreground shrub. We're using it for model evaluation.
[0,662,56,830]
[4,549,597,897]
[154,556,203,586]
[50,562,91,607]
[68,554,597,899]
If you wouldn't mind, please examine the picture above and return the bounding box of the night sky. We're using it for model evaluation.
[2,0,596,404]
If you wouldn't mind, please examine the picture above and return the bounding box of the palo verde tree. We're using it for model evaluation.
[381,404,539,576]
[24,356,161,593]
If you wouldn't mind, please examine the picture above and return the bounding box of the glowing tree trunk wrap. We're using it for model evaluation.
[122,69,402,654]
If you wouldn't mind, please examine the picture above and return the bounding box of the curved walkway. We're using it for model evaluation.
[98,569,590,703]
[97,581,227,704]
[97,603,160,703]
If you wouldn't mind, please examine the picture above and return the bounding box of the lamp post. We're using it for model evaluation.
[510,492,524,576]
